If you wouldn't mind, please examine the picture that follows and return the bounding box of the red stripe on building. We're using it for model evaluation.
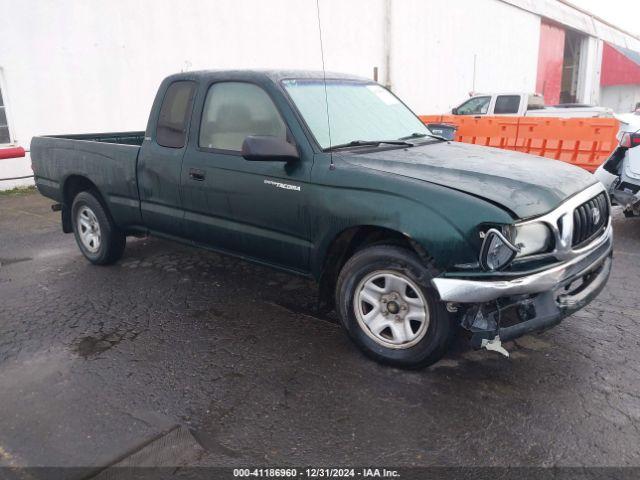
[601,43,640,86]
[0,146,25,160]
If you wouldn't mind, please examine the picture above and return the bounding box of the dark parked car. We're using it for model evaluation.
[31,70,612,368]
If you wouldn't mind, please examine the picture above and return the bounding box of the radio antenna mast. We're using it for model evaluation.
[316,0,334,170]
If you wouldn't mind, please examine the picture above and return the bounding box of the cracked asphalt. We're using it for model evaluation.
[1,190,640,475]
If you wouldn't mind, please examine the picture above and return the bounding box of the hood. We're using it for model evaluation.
[341,141,597,219]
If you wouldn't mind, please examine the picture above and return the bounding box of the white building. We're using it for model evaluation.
[1,0,640,189]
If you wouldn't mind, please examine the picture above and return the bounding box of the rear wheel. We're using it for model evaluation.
[71,191,126,265]
[336,245,454,369]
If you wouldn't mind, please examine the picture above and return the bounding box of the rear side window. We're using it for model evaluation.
[494,95,521,114]
[199,82,286,152]
[156,81,196,148]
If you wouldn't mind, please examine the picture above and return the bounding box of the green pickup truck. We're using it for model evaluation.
[31,70,613,368]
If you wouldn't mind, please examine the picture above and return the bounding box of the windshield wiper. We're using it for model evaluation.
[399,132,447,141]
[327,139,414,151]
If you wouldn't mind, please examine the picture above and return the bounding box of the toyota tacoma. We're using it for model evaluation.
[31,70,613,368]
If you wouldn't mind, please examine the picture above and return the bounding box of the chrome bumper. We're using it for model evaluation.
[432,221,613,304]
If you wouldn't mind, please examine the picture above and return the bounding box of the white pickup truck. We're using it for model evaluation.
[451,93,613,118]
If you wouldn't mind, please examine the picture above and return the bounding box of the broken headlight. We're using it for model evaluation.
[513,223,552,257]
[479,228,519,271]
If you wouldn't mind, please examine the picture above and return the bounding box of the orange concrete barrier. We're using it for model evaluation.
[442,115,519,151]
[419,115,619,172]
[418,115,443,124]
[514,117,619,172]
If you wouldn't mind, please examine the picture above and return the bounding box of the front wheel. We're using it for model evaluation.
[71,191,126,265]
[335,245,454,369]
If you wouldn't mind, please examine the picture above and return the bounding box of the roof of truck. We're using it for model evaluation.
[164,69,371,83]
[469,92,542,97]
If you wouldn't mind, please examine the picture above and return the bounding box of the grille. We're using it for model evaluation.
[572,192,609,248]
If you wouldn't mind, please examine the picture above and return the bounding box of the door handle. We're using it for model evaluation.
[189,168,205,181]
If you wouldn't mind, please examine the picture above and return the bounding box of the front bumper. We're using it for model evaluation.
[432,222,612,304]
[431,221,613,345]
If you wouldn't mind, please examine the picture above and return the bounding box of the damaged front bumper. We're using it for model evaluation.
[431,222,613,347]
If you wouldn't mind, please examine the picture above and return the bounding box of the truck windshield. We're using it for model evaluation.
[282,79,430,150]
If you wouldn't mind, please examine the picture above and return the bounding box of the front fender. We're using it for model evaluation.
[309,166,513,277]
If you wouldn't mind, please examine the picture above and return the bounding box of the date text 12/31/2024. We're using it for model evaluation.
[233,468,400,478]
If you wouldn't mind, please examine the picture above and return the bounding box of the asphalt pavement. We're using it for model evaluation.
[1,189,640,478]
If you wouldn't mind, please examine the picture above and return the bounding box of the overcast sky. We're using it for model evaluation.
[570,0,640,37]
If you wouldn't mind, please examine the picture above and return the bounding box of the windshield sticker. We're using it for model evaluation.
[367,85,399,105]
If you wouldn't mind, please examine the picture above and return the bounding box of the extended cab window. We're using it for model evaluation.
[494,95,521,114]
[156,81,196,148]
[199,82,286,151]
[456,96,490,115]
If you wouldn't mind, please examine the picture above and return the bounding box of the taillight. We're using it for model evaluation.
[620,132,640,148]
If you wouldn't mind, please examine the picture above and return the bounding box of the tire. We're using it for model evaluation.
[71,190,126,265]
[336,245,454,369]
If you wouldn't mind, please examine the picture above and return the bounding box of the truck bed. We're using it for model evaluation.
[31,131,145,228]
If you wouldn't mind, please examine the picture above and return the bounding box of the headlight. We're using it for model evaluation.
[479,229,519,271]
[513,223,552,257]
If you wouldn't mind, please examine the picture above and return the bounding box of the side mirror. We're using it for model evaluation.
[451,107,459,115]
[241,135,299,162]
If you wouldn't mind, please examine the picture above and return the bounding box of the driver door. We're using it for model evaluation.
[180,81,312,272]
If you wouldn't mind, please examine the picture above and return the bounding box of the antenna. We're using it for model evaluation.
[472,53,477,93]
[316,0,334,170]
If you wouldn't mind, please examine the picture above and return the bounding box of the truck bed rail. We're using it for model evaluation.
[45,131,145,146]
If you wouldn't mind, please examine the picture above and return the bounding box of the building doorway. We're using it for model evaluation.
[536,20,587,106]
[560,29,585,104]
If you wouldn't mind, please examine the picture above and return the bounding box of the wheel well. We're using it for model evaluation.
[63,175,100,207]
[318,226,430,313]
[61,176,103,233]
